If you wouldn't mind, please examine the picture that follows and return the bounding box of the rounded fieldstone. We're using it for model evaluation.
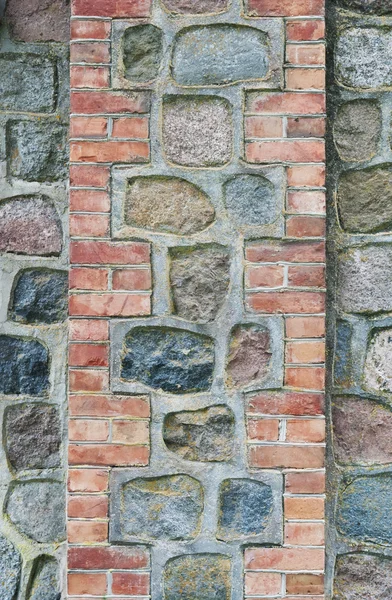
[334,553,392,600]
[5,0,70,42]
[224,174,277,227]
[0,335,49,396]
[364,328,392,394]
[226,324,272,388]
[0,54,55,113]
[27,556,60,600]
[336,0,392,13]
[0,535,21,600]
[0,196,62,256]
[333,100,381,162]
[122,25,163,83]
[164,554,231,600]
[10,269,68,325]
[161,0,228,14]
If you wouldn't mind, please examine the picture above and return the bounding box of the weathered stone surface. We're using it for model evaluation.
[336,0,392,14]
[28,556,60,600]
[118,475,203,541]
[217,479,273,541]
[364,328,392,394]
[122,25,163,82]
[5,0,70,42]
[224,174,277,227]
[162,0,228,14]
[164,554,231,600]
[0,336,49,396]
[0,196,62,256]
[11,269,68,325]
[0,535,21,600]
[6,481,65,543]
[333,100,381,162]
[0,54,56,113]
[337,473,392,544]
[163,405,235,461]
[333,396,392,465]
[125,176,215,235]
[337,167,392,233]
[8,121,68,182]
[334,320,353,387]
[172,25,269,86]
[170,246,230,322]
[121,327,214,394]
[226,324,271,388]
[337,245,392,314]
[333,553,392,600]
[162,96,233,167]
[5,404,61,471]
[336,28,392,89]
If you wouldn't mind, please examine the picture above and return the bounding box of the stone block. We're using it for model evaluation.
[27,556,60,600]
[0,54,56,113]
[334,320,353,387]
[10,269,68,324]
[0,535,21,600]
[0,336,49,396]
[333,100,381,163]
[161,0,228,14]
[163,554,231,600]
[5,0,70,42]
[364,327,392,393]
[333,553,392,600]
[223,174,278,227]
[122,25,163,82]
[226,324,272,389]
[335,0,392,14]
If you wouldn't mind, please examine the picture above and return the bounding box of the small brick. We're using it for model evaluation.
[287,266,325,289]
[69,419,109,442]
[71,241,150,265]
[69,268,109,291]
[70,165,109,188]
[288,191,326,214]
[70,214,110,238]
[70,66,110,89]
[286,341,325,364]
[285,522,325,546]
[287,165,325,187]
[244,547,324,571]
[286,20,325,42]
[286,216,326,238]
[69,293,150,317]
[68,468,109,493]
[246,265,284,289]
[68,546,150,570]
[69,369,109,393]
[70,319,109,341]
[246,291,325,314]
[285,316,325,339]
[286,419,325,443]
[68,444,149,466]
[71,20,111,40]
[70,117,108,138]
[247,391,324,416]
[247,418,280,441]
[70,42,110,64]
[249,445,324,469]
[68,495,109,519]
[70,190,110,213]
[285,471,325,494]
[112,572,150,596]
[285,366,325,390]
[286,44,325,66]
[286,574,324,595]
[112,420,150,445]
[70,140,149,163]
[72,0,152,17]
[112,117,149,139]
[69,343,109,368]
[286,68,325,91]
[112,268,151,291]
[68,572,107,596]
[246,240,325,264]
[245,572,282,596]
[70,395,150,418]
[71,91,150,115]
[284,496,325,520]
[287,117,325,138]
[246,92,325,115]
[245,116,284,138]
[246,139,325,164]
[68,520,108,544]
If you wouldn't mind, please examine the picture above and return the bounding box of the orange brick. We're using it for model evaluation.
[286,68,325,90]
[69,293,150,317]
[249,445,324,469]
[68,444,149,466]
[69,395,150,418]
[286,341,325,364]
[246,265,284,288]
[245,116,284,138]
[69,419,109,441]
[112,268,152,291]
[244,547,324,571]
[70,140,149,163]
[288,191,326,214]
[71,20,111,40]
[112,572,150,596]
[70,42,110,64]
[246,140,325,163]
[70,190,110,212]
[246,92,325,115]
[247,418,280,441]
[70,66,109,89]
[68,520,108,544]
[246,240,325,264]
[69,268,109,291]
[286,44,325,66]
[112,117,149,139]
[70,165,109,188]
[285,316,325,339]
[285,366,325,390]
[287,117,325,138]
[68,495,108,518]
[68,572,107,596]
[112,420,150,444]
[69,369,109,393]
[68,546,150,570]
[69,343,109,368]
[70,214,110,238]
[286,574,324,595]
[286,419,325,443]
[72,0,152,17]
[285,471,325,494]
[285,522,325,546]
[247,391,324,416]
[245,572,282,596]
[287,265,325,288]
[285,496,325,520]
[69,319,109,342]
[71,241,150,265]
[287,165,325,187]
[286,20,325,42]
[71,90,150,115]
[286,216,326,238]
[68,468,109,493]
[246,291,325,314]
[70,117,108,138]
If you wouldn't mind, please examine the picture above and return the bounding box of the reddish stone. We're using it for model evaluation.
[6,0,70,42]
[226,324,271,388]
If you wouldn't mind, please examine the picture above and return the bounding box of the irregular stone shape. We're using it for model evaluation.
[125,176,215,235]
[0,336,49,395]
[0,54,55,112]
[170,246,230,322]
[121,327,214,394]
[364,328,392,394]
[338,167,392,233]
[224,174,277,227]
[334,321,353,388]
[28,556,60,600]
[333,100,381,162]
[164,554,231,600]
[337,473,392,544]
[172,25,269,86]
[162,0,228,14]
[5,0,69,42]
[8,121,68,182]
[336,28,392,89]
[217,479,273,541]
[5,404,61,471]
[118,475,203,541]
[0,535,21,600]
[163,405,235,461]
[122,25,163,82]
[336,0,392,14]
[11,269,68,325]
[333,553,392,600]
[6,481,65,543]
[337,245,392,314]
[226,324,271,388]
[162,96,233,167]
[0,196,62,256]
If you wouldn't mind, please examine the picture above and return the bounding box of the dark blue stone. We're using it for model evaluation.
[334,320,353,387]
[0,335,49,395]
[11,269,68,324]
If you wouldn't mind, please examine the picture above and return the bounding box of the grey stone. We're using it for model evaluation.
[217,479,273,541]
[0,336,49,396]
[5,404,61,471]
[162,0,228,14]
[333,100,381,162]
[125,176,215,235]
[223,174,277,227]
[162,95,233,167]
[336,0,392,14]
[364,328,392,394]
[226,324,272,388]
[0,535,21,600]
[118,475,203,541]
[28,556,60,600]
[163,405,235,461]
[121,327,215,394]
[0,196,62,256]
[122,24,163,82]
[172,25,269,86]
[337,167,392,233]
[335,27,392,89]
[10,269,68,325]
[334,320,353,388]
[170,246,230,322]
[164,554,231,600]
[5,0,70,42]
[8,121,68,182]
[0,54,56,113]
[333,553,392,600]
[6,480,66,543]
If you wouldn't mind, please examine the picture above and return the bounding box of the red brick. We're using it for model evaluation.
[70,42,110,65]
[247,418,280,441]
[285,522,325,546]
[286,418,325,443]
[245,116,283,138]
[112,420,150,444]
[286,68,325,90]
[70,140,149,163]
[69,319,109,341]
[247,391,324,416]
[246,92,325,115]
[286,44,325,66]
[245,572,282,596]
[68,573,107,596]
[284,496,325,520]
[247,0,324,16]
[286,341,325,364]
[68,520,108,543]
[285,471,325,494]
[68,495,108,518]
[285,316,325,339]
[69,343,109,367]
[70,117,108,138]
[70,165,109,188]
[71,91,150,115]
[288,191,326,214]
[68,468,109,493]
[285,366,325,390]
[246,290,325,314]
[72,0,152,17]
[244,547,324,571]
[69,268,109,291]
[69,395,150,418]
[287,117,325,138]
[112,268,151,291]
[70,214,110,238]
[69,418,109,441]
[69,293,150,317]
[286,575,324,595]
[249,445,325,469]
[71,240,150,265]
[70,190,110,212]
[246,240,325,263]
[112,572,150,596]
[112,117,149,139]
[70,66,110,89]
[287,265,325,288]
[246,139,325,164]
[286,216,326,238]
[287,164,325,187]
[286,20,325,41]
[71,20,111,40]
[246,265,284,289]
[69,369,109,393]
[68,444,149,466]
[68,546,150,570]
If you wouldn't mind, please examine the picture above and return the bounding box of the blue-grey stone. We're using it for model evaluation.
[27,556,60,600]
[224,174,277,227]
[164,554,231,600]
[122,25,163,82]
[336,0,392,14]
[11,269,68,325]
[0,54,56,113]
[0,336,49,395]
[334,320,353,387]
[0,535,21,600]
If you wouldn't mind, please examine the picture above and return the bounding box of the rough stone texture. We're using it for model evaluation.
[0,336,49,396]
[122,25,163,82]
[162,0,228,14]
[224,174,277,227]
[10,269,68,325]
[162,96,233,167]
[226,324,272,388]
[4,404,61,471]
[163,554,231,600]
[8,121,68,182]
[172,25,269,86]
[0,54,56,113]
[334,320,353,388]
[121,327,215,394]
[0,196,62,256]
[170,246,230,322]
[336,0,392,14]
[337,167,392,233]
[163,405,235,461]
[0,535,21,600]
[6,481,66,543]
[364,328,392,394]
[335,28,392,89]
[217,479,273,541]
[27,556,60,600]
[333,100,381,162]
[333,553,392,600]
[118,475,203,541]
[125,176,215,235]
[5,0,70,42]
